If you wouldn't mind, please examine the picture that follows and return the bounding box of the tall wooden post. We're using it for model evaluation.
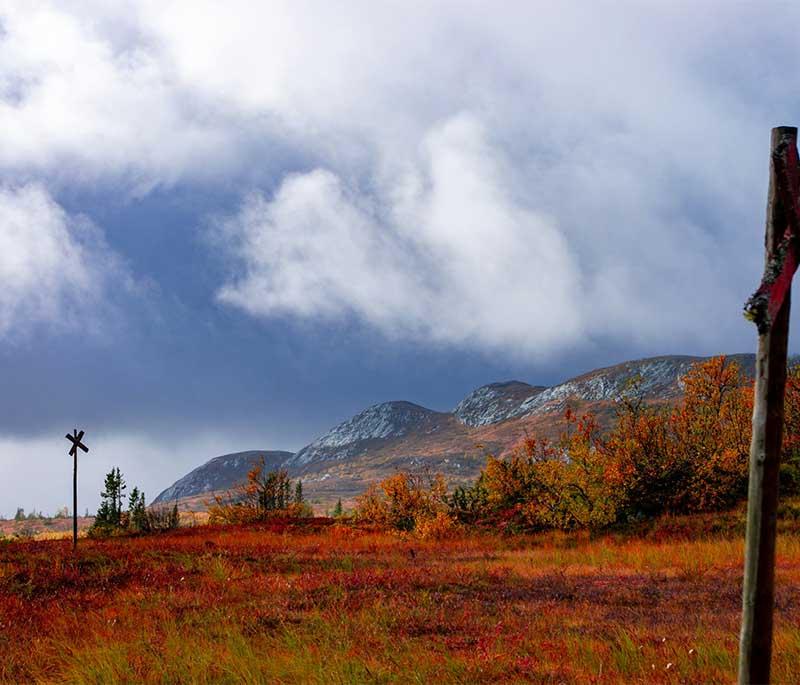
[73,440,78,551]
[65,429,88,552]
[739,126,798,685]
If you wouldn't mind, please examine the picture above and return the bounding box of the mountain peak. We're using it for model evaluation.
[454,380,545,427]
[288,400,444,466]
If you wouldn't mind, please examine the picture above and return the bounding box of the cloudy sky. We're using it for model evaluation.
[2,1,799,517]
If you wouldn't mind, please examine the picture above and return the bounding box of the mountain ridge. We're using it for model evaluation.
[154,353,757,509]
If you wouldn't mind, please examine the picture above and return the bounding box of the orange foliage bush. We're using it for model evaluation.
[477,411,623,530]
[355,472,454,534]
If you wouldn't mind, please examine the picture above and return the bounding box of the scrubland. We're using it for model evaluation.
[2,512,799,684]
[6,357,800,683]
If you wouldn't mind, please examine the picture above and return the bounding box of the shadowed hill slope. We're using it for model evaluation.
[153,450,293,505]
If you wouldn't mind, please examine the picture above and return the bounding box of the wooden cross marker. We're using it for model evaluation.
[739,126,800,684]
[65,429,88,551]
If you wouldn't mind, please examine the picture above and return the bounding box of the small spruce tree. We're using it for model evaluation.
[94,467,127,529]
[115,468,126,522]
[128,487,148,532]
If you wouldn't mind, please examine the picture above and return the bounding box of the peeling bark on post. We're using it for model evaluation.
[739,126,798,685]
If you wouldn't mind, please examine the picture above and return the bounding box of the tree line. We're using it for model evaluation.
[89,467,179,537]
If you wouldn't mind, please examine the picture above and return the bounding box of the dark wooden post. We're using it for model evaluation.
[73,434,78,551]
[65,429,88,552]
[739,126,799,684]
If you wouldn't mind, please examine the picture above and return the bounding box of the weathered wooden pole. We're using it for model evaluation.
[65,429,89,552]
[73,435,78,550]
[739,126,800,685]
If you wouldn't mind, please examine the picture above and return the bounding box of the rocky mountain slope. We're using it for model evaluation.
[454,381,546,427]
[155,354,756,510]
[152,450,293,505]
[289,401,451,466]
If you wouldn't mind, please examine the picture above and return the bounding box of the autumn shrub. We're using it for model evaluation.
[415,510,459,539]
[351,357,800,536]
[354,472,454,533]
[669,356,751,511]
[450,475,489,523]
[781,364,800,494]
[208,460,312,524]
[459,413,623,531]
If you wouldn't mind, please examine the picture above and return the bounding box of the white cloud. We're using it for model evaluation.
[215,107,749,356]
[218,114,583,354]
[0,2,242,192]
[1,1,798,353]
[0,183,126,337]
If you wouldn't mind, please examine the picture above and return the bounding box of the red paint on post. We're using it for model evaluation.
[744,139,800,334]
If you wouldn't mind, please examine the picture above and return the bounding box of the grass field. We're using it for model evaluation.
[2,513,799,684]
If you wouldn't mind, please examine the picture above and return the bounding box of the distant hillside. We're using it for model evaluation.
[153,450,293,505]
[155,354,756,510]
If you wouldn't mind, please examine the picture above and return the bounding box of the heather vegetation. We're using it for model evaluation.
[2,513,799,683]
